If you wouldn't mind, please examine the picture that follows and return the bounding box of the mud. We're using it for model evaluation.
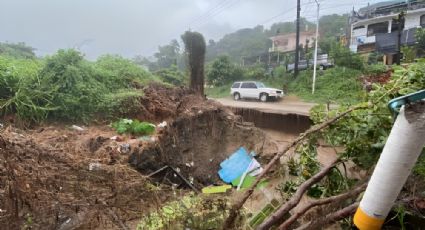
[230,108,312,134]
[0,126,169,230]
[0,84,278,229]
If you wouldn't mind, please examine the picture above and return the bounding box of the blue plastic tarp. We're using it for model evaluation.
[218,147,252,183]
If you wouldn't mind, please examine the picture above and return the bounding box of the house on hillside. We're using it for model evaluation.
[269,31,316,53]
[349,0,425,64]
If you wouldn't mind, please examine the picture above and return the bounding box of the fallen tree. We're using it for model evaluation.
[257,159,340,230]
[278,183,367,230]
[222,105,367,229]
[294,202,359,230]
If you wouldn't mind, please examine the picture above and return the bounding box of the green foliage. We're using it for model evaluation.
[112,119,155,135]
[415,28,425,51]
[244,64,268,80]
[310,63,425,169]
[137,194,229,230]
[401,46,417,63]
[318,14,349,38]
[205,83,232,98]
[266,18,315,36]
[154,65,187,86]
[330,44,365,70]
[0,55,54,123]
[154,39,181,69]
[207,55,243,86]
[318,37,337,54]
[0,49,157,124]
[367,52,384,64]
[363,64,387,76]
[95,54,158,89]
[206,25,271,62]
[288,67,363,104]
[0,42,36,59]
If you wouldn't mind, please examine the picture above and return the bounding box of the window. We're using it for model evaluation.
[353,25,365,30]
[256,82,265,88]
[241,82,257,88]
[421,15,425,27]
[367,22,389,36]
[231,82,240,88]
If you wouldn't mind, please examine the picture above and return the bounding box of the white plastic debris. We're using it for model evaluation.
[110,136,118,140]
[158,121,167,128]
[119,143,131,154]
[71,125,85,131]
[88,163,102,171]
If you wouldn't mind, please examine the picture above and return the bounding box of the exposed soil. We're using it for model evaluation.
[0,84,278,229]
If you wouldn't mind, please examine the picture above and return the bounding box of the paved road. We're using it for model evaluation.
[215,96,317,116]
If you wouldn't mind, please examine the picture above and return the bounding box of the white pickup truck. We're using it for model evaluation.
[230,81,284,102]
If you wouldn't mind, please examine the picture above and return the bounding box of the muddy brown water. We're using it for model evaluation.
[230,107,312,134]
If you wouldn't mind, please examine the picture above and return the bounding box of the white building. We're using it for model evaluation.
[349,1,425,63]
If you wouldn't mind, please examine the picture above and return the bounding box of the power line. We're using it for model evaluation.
[191,0,241,29]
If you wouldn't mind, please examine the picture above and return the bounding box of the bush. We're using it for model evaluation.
[288,67,363,104]
[0,49,159,124]
[112,118,155,135]
[154,65,187,86]
[330,44,365,70]
[207,55,243,86]
[363,64,387,76]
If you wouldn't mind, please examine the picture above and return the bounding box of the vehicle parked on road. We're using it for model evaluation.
[230,81,284,102]
[286,54,334,72]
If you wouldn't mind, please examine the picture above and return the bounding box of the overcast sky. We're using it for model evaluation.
[0,0,384,59]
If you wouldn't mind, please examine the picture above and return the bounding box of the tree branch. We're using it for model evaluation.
[294,202,359,230]
[222,105,366,229]
[278,183,366,230]
[257,159,340,230]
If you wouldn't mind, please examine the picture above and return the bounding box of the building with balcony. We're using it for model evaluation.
[349,0,425,63]
[269,31,316,53]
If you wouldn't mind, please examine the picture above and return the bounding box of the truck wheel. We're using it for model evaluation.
[234,93,240,101]
[260,93,268,102]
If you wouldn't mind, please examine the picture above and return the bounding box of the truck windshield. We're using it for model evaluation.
[256,82,265,88]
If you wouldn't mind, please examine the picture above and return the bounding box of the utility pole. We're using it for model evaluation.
[312,0,320,94]
[294,0,301,76]
[396,11,405,65]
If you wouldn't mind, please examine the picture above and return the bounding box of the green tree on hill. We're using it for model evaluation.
[207,56,243,86]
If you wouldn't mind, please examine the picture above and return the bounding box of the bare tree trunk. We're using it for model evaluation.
[279,183,367,230]
[295,202,359,230]
[257,159,340,230]
[181,31,206,96]
[222,105,366,229]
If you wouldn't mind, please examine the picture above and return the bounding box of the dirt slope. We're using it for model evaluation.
[0,84,277,229]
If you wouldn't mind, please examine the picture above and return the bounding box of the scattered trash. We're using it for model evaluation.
[249,199,280,228]
[218,147,264,189]
[119,143,131,154]
[110,135,123,141]
[89,163,102,171]
[218,147,253,183]
[147,165,200,193]
[71,125,85,131]
[157,121,167,128]
[185,161,195,168]
[202,185,232,194]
